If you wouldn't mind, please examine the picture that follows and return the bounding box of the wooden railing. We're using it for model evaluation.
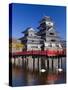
[12,49,66,56]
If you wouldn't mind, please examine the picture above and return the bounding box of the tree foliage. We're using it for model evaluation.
[9,42,25,50]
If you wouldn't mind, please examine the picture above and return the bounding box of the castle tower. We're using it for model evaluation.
[37,16,62,51]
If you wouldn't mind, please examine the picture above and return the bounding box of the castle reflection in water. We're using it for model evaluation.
[12,56,66,73]
[11,56,66,86]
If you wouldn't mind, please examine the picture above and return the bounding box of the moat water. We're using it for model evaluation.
[12,56,66,87]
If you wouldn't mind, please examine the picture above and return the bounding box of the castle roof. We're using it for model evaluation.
[22,27,36,33]
[39,16,53,23]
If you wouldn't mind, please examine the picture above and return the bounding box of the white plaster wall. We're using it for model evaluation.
[27,44,41,51]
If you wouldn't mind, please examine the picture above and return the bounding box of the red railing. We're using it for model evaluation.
[12,49,65,56]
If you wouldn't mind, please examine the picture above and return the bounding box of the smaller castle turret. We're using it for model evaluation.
[19,27,41,51]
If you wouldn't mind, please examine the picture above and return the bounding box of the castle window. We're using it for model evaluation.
[56,44,59,47]
[32,40,34,42]
[31,34,32,36]
[51,40,55,42]
[49,44,52,47]
[50,33,54,35]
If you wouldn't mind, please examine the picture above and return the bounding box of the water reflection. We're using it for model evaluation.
[12,56,66,86]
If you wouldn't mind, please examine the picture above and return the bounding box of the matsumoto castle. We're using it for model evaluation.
[11,16,66,72]
[19,16,63,52]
